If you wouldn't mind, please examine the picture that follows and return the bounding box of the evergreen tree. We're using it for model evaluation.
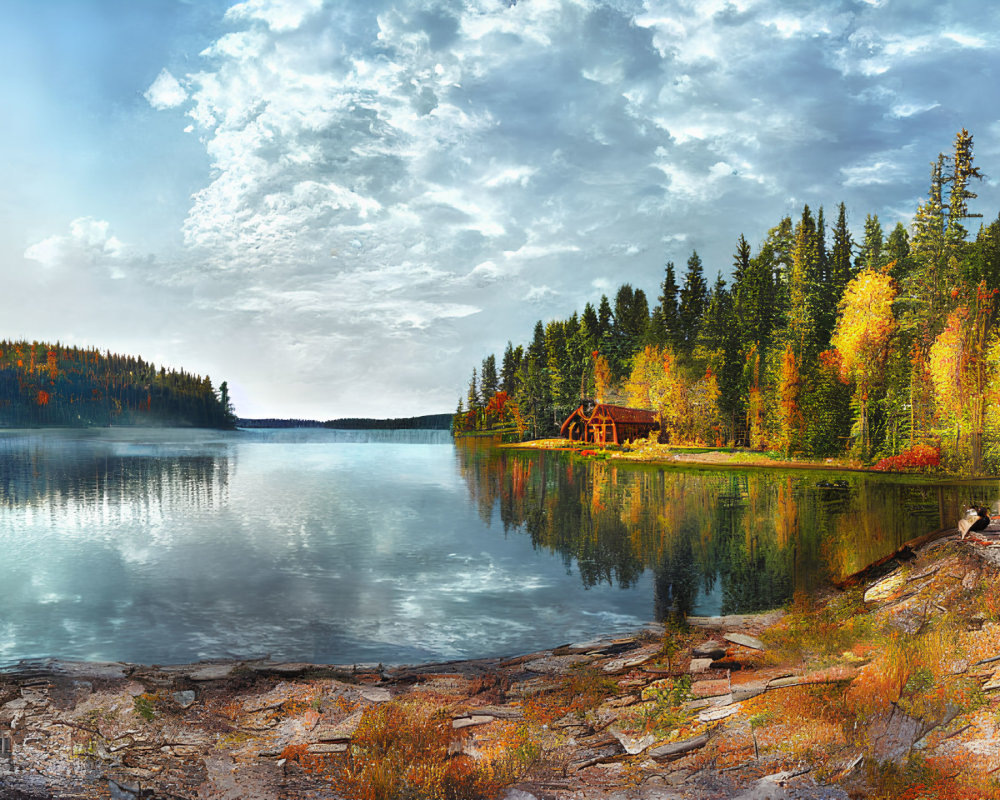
[597,295,613,337]
[856,214,884,272]
[500,341,522,394]
[650,261,680,347]
[581,303,600,343]
[818,202,854,345]
[946,127,984,247]
[481,354,498,398]
[467,368,480,411]
[785,205,820,357]
[886,222,911,281]
[677,250,708,353]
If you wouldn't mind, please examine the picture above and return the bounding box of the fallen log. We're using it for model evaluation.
[835,527,952,590]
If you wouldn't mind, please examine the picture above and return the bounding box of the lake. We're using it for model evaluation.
[0,429,992,668]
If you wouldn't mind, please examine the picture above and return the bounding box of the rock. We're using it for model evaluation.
[689,658,714,673]
[724,632,765,651]
[357,687,391,703]
[600,650,657,673]
[171,691,196,709]
[314,709,364,742]
[982,669,1000,691]
[648,732,711,760]
[503,791,539,800]
[188,665,235,681]
[768,676,801,689]
[452,715,495,729]
[868,705,925,763]
[864,569,905,604]
[690,678,730,698]
[523,654,594,674]
[307,742,348,754]
[692,641,728,660]
[698,702,741,722]
[608,724,656,755]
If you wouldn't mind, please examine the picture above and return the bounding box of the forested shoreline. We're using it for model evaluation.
[0,340,236,429]
[455,130,1000,473]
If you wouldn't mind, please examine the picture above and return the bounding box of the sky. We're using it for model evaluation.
[4,0,1000,420]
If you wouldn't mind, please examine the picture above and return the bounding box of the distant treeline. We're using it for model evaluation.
[324,414,452,430]
[0,340,236,429]
[237,418,325,428]
[237,414,453,430]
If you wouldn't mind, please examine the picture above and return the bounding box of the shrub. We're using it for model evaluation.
[872,444,940,472]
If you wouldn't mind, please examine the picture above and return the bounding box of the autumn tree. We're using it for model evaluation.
[928,283,998,471]
[831,269,897,458]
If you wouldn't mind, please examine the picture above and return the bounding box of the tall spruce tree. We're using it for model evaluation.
[678,250,708,353]
[650,260,680,347]
[481,354,498,398]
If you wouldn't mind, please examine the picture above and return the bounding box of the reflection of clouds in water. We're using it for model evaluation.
[0,430,657,666]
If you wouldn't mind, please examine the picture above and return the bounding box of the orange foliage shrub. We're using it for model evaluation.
[333,700,535,800]
[871,444,941,472]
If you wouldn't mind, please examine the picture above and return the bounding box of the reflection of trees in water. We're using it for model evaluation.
[455,438,989,617]
[0,435,230,515]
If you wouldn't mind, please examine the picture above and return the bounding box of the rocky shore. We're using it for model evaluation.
[4,530,1000,800]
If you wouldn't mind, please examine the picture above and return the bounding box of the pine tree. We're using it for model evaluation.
[855,214,884,273]
[500,341,523,395]
[467,368,480,412]
[946,127,983,247]
[650,261,680,347]
[678,250,708,353]
[481,354,498,398]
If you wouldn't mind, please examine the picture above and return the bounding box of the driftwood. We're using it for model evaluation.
[835,527,952,590]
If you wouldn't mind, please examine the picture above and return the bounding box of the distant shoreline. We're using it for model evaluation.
[238,412,452,430]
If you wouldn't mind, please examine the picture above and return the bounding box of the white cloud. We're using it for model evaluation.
[24,218,125,270]
[144,69,187,110]
[224,0,323,32]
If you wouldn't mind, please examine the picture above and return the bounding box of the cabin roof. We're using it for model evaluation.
[591,403,658,424]
[560,403,658,435]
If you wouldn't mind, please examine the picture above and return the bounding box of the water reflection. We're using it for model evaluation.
[0,429,230,515]
[455,438,995,616]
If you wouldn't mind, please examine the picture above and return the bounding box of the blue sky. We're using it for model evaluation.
[4,0,1000,419]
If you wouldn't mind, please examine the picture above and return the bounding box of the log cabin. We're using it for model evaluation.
[559,402,659,445]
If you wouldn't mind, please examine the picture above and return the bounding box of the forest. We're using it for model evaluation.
[0,340,236,429]
[455,130,1000,473]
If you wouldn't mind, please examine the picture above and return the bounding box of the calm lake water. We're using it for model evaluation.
[0,429,993,668]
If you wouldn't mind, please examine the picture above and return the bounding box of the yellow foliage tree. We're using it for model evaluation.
[623,345,687,441]
[929,282,999,471]
[592,352,613,403]
[831,268,897,458]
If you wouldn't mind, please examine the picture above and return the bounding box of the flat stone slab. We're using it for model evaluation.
[357,687,391,703]
[724,633,765,651]
[307,743,348,754]
[314,709,364,741]
[982,669,1000,691]
[524,655,595,674]
[188,665,235,681]
[648,732,711,760]
[600,647,659,673]
[692,641,728,660]
[689,658,714,673]
[686,611,784,629]
[690,678,730,698]
[864,569,905,604]
[452,715,495,729]
[698,702,741,722]
[609,725,656,755]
